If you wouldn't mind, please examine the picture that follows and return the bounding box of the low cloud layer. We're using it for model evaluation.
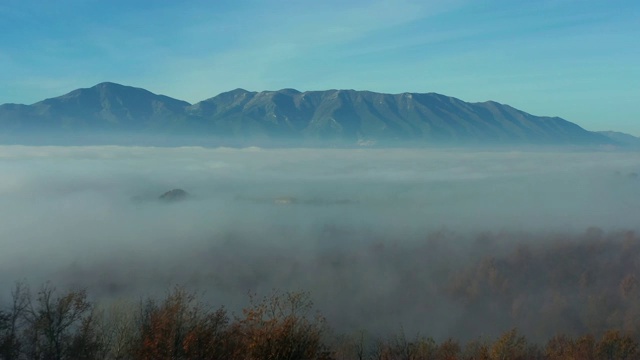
[1,146,640,340]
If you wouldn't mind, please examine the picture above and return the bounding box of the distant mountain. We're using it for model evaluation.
[0,82,189,132]
[0,82,614,146]
[189,88,610,145]
[597,131,640,148]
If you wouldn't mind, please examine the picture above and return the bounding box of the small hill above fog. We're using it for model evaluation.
[159,189,189,202]
[0,82,615,146]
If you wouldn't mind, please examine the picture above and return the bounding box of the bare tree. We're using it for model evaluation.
[22,283,97,360]
[0,282,29,360]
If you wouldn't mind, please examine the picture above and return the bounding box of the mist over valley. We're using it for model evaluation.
[2,146,640,343]
[3,0,639,356]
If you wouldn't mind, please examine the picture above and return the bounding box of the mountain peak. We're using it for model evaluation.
[53,82,155,101]
[228,88,252,94]
[93,81,126,88]
[277,88,301,95]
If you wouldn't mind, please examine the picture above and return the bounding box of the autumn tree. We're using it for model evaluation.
[435,338,461,360]
[462,338,491,360]
[0,282,29,360]
[130,286,230,360]
[595,330,639,360]
[489,329,536,360]
[230,290,330,360]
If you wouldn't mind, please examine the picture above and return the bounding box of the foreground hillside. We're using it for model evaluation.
[0,82,612,146]
[3,228,640,359]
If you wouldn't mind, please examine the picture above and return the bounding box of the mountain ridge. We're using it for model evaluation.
[597,131,640,148]
[0,82,616,146]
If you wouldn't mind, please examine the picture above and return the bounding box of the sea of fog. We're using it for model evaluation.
[1,146,640,338]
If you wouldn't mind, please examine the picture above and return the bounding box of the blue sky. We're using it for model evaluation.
[1,0,638,134]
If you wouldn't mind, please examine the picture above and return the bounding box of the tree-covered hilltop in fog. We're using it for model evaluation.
[0,82,618,146]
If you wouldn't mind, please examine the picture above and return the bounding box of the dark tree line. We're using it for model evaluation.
[0,285,330,360]
[1,283,640,359]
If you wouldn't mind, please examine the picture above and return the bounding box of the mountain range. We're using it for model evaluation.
[0,82,630,147]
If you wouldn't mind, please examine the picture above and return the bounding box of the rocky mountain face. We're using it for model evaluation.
[0,82,613,146]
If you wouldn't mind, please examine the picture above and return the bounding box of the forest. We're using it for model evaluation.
[2,227,640,359]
